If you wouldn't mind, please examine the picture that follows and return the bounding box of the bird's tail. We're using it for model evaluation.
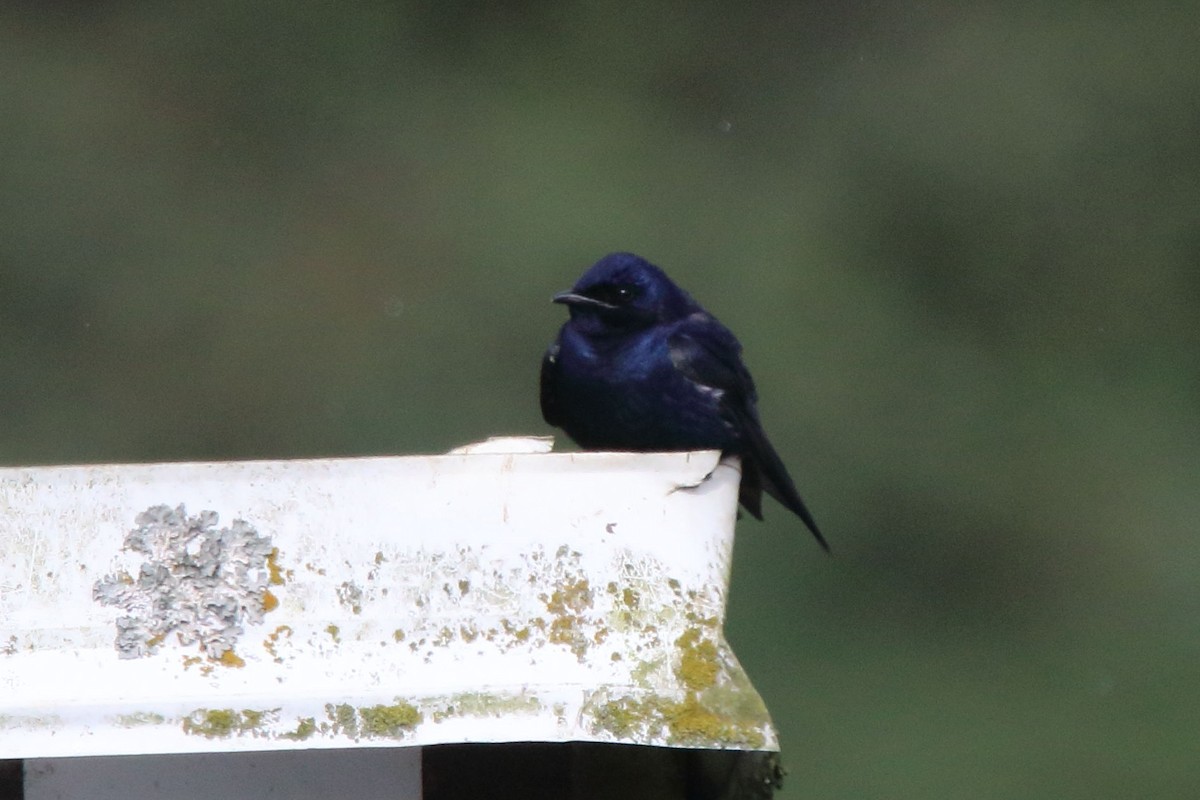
[737,432,830,553]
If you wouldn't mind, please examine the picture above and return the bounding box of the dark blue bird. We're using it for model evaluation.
[541,252,828,551]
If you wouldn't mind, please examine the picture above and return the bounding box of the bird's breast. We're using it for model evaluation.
[553,330,733,451]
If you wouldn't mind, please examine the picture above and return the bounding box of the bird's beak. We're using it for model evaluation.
[552,291,616,310]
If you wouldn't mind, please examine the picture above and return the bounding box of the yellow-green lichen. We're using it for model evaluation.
[588,696,645,739]
[217,649,246,668]
[588,694,766,750]
[266,548,286,585]
[182,708,277,739]
[115,712,165,727]
[584,626,769,749]
[320,701,421,740]
[430,692,542,723]
[543,577,594,658]
[240,708,267,728]
[325,624,341,643]
[358,702,422,737]
[325,702,358,737]
[337,581,364,615]
[263,624,293,661]
[544,577,593,616]
[630,655,666,687]
[500,617,531,643]
[676,628,719,691]
[282,716,317,741]
[666,696,764,748]
[548,614,590,659]
[393,628,406,642]
[207,710,240,734]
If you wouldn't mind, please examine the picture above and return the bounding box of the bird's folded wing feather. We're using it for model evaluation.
[669,315,829,550]
[666,314,758,419]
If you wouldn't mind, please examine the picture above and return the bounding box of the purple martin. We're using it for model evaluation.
[541,252,828,551]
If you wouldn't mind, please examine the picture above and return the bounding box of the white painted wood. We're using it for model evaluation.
[0,439,775,759]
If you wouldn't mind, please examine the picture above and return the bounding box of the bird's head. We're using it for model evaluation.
[553,252,695,333]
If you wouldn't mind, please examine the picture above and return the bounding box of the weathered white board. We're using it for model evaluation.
[0,439,776,760]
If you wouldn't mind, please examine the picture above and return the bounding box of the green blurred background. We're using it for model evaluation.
[3,2,1198,796]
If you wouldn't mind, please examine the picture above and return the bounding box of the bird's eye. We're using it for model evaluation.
[589,284,638,306]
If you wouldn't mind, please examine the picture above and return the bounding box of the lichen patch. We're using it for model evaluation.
[181,707,279,739]
[93,505,278,661]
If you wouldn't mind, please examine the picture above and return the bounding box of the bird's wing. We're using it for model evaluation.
[666,313,759,426]
[539,341,562,426]
[668,315,829,551]
[667,319,767,519]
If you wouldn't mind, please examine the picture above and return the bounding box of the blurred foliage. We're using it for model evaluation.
[3,2,1198,796]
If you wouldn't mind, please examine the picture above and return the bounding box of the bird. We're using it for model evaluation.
[540,252,829,551]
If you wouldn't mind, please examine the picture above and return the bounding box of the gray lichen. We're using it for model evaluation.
[93,504,275,659]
